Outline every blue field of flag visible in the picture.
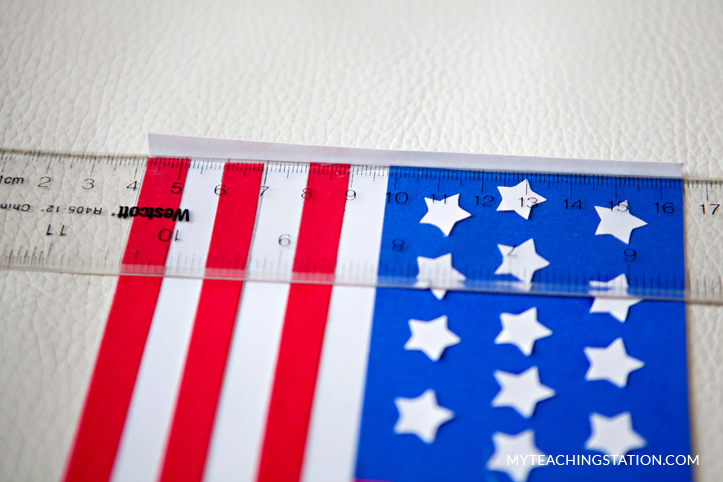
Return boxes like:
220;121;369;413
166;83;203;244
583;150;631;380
355;168;691;482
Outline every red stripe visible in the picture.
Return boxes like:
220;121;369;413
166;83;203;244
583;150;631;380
121;159;190;267
159;163;264;482
257;163;350;482
63;158;189;482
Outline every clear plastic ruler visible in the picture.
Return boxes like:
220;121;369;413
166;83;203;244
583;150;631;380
0;147;721;304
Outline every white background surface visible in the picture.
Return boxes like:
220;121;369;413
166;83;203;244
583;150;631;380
1;0;722;480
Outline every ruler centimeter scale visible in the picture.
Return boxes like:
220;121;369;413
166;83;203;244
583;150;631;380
0;148;721;303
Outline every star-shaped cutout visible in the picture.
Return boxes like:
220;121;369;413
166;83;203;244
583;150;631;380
594;201;647;244
495;307;552;356
584;338;644;387
495;239;550;285
404;315;460;361
589;274;642;322
585;412;646;458
394;389;454;443
414;253;466;300
497;180;547;219
487;429;547;482
590;273;631;293
492;367;556;418
419;193;471;236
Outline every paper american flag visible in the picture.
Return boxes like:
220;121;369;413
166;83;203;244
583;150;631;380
63;160;691;482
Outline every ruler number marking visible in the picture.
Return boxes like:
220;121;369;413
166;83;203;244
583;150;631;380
624;248;637;262
608;200;628;211
701;204;720;215
475;195;494;207
82;178;95;190
38;176;51;188
46;224;68;236
564;199;582;210
654;202;675;214
278;234;292;247
158;229;181;242
387;192;408;204
519;197;540;208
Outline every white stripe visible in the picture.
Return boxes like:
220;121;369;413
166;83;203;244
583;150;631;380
203;162;309;482
110;162;224;482
301;166;389;482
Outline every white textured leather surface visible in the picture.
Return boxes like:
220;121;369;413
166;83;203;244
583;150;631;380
1;0;722;480
0;272;116;482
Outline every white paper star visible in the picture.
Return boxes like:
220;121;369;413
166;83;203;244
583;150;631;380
585;412;646;458
394;389;454;443
594;201;647;244
497;180;547;219
487;429;547;482
589;273;630;293
414;254;466;300
495;239;550;285
584;338;644;388
589;274;642;322
419;193;471;236
590;297;641;322
495;307;552;356
492;367;556;418
404;315;461;361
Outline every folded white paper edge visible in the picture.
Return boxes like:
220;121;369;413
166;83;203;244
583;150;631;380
148;133;683;178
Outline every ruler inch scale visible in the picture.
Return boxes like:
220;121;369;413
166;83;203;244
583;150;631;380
0;148;722;304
